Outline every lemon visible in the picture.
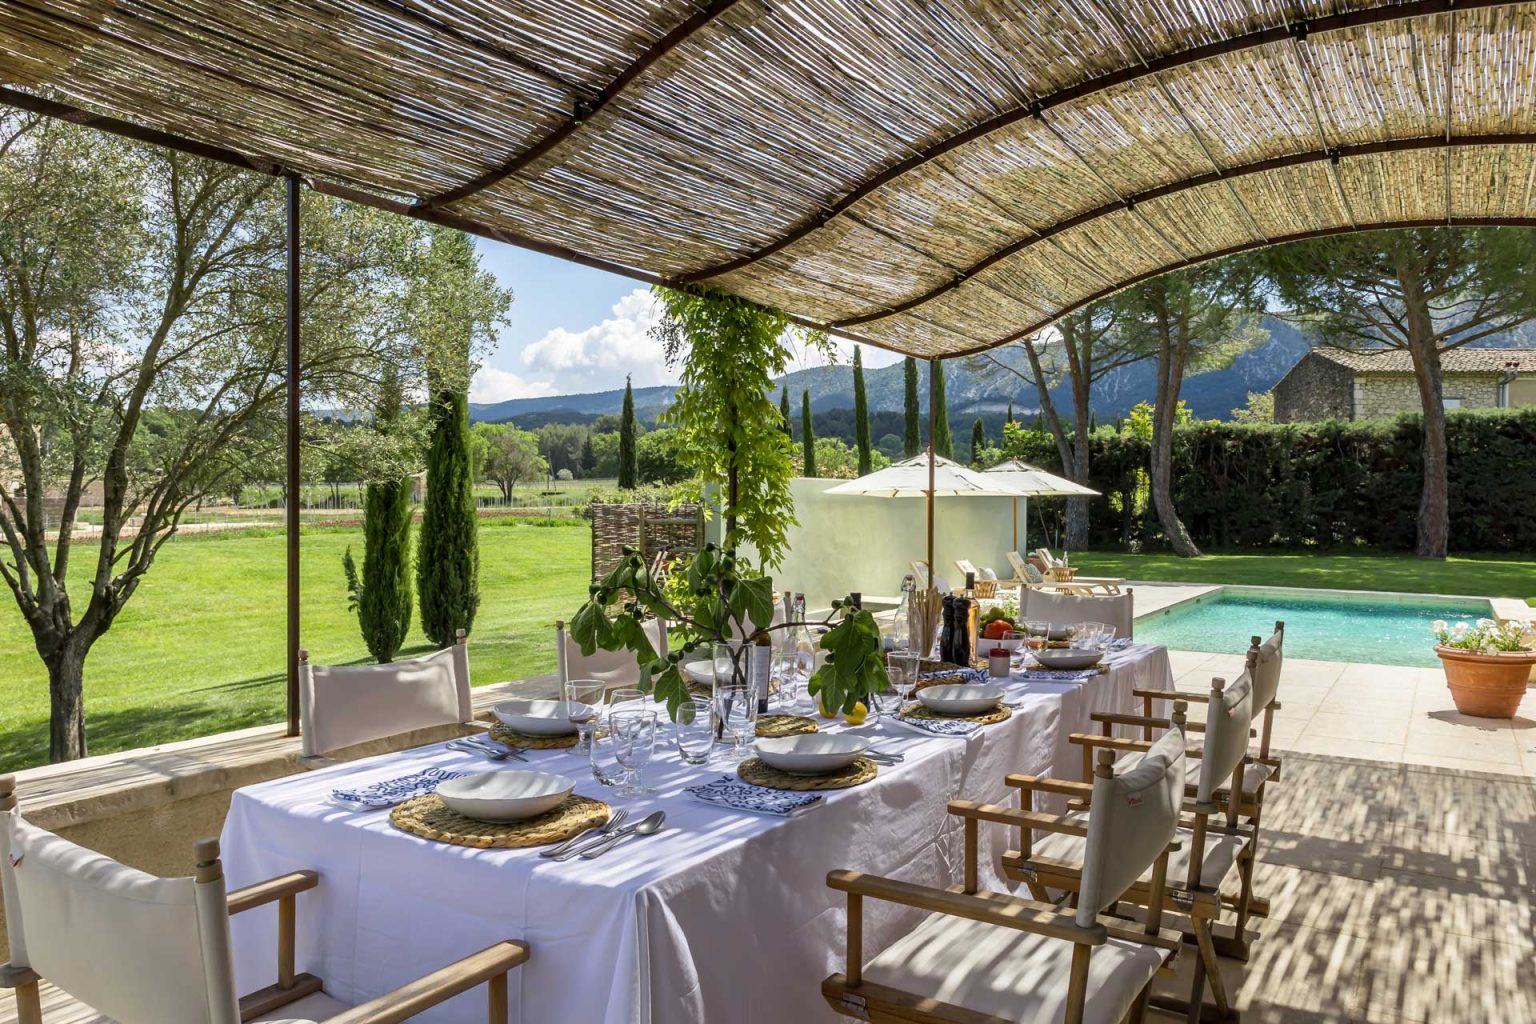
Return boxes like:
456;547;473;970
843;701;869;726
817;700;839;719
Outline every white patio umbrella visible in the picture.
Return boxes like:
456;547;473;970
982;459;1099;554
825;454;1023;580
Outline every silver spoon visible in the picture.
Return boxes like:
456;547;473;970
548;810;661;862
540;808;629;858
578;811;667;860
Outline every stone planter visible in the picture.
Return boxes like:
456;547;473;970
1435;645;1536;718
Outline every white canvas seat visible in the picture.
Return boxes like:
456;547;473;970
861;912;1167;1024
556;615;668;689
299;635;473;759
824;724;1187;1024
1018;588;1134;640
0;776;527;1024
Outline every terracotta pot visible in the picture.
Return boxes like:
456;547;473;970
1435;645;1536;718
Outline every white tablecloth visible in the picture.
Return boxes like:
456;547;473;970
222;645;1171;1024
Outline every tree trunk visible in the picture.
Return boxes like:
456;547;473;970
1064;420;1092;550
1150;339;1201;558
47;642;88;762
1407;324;1450;559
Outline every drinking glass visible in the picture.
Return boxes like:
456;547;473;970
589;720;625;787
564;678;605;755
773;653;800;711
1023;620;1049;650
674;695;715;766
887;650;921;712
609;709;658;798
712;642;757;755
608;687;644;714
1075;622;1103;650
1097;625;1118;650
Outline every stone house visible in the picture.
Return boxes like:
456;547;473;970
1272;346;1536;422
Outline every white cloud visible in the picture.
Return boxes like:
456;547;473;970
519;288;671;392
470;365;559;404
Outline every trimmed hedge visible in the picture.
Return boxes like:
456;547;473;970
1008;408;1536;553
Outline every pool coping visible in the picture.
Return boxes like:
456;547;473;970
1131;580;1504;624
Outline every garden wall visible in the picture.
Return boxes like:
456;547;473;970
1006;408;1536;553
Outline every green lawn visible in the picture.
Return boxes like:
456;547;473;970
1074;550;1536;603
0;519;592;772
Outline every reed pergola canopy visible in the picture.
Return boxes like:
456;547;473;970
3;0;1535;357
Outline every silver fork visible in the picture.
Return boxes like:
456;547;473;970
462;735;529;761
539;808;629;859
448;740;517;762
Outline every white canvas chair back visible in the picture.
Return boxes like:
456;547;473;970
557;617;668;689
1075;725;1186;927
0;812;240;1024
1195;672;1255;805
1020;588;1134;639
1250;624;1285;711
954;559;978;580
300;641;472;757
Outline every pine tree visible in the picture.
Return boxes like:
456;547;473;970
342;368;412;662
971;417;987;466
801;390;817;477
418;386;480;646
902;357;920;458
852;348;872;475
618;375;638;489
932;360;952;460
779;385;793;438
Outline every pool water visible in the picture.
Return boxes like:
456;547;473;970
1135;589;1491;668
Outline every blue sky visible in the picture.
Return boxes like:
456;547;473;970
469;238;903;404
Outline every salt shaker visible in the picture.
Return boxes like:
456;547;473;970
987;646;1011;679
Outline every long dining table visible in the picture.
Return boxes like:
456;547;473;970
222;643;1173;1024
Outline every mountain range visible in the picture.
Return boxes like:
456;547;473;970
469;317;1535;428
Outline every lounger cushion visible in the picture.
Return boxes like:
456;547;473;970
862;910;1167;1023
1031;817;1248;891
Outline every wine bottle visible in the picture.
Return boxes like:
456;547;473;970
753;630;772;714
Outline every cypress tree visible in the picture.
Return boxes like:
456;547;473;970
779;385;793;438
342;368;412;662
971;417;987;466
932;360;953;460
902;357;920;457
1006;400;1014;426
801;390;817;477
580;433;596;475
852;348;872;475
418;385;480;646
618;375;638;489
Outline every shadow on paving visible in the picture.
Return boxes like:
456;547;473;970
1149;751;1536;1023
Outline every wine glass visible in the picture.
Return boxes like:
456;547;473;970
887;650;921;713
564;678;604;755
609;709;657;798
608;687;643;714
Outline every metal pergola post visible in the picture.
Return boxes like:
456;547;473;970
285;175;302;737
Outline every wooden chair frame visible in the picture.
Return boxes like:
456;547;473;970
823;753;1184;1024
1003;695;1264;1022
0;777;527;1024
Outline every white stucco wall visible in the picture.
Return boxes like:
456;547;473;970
742;478;1023;610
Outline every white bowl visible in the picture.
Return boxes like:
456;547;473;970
682;657;733;686
1033;648;1104;671
917;683;1006;716
755;733;870;775
436;771;576;822
492;699;587;736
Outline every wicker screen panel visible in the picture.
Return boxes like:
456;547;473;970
589;501;702;582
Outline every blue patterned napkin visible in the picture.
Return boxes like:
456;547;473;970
331;767;469;808
1107;638;1135;651
685;777;824;816
1014;668;1101;682
918;667;990;683
892;714;981;737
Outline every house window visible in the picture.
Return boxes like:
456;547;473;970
1443;397;1464;409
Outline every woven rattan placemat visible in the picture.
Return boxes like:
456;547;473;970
737;756;877;791
900;703;1013;726
488;722;579;749
390;793;610;849
756;714;819;738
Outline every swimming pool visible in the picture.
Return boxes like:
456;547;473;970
1134;587;1493;667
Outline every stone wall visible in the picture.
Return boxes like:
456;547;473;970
1273;353;1355;422
1354;372;1502;419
